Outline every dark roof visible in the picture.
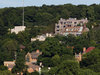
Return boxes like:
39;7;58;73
8;64;15;69
28;64;39;70
94;25;100;29
30;51;42;59
86;47;95;53
20;45;25;49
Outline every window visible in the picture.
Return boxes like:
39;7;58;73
70;32;72;34
60;22;63;24
68;25;71;27
74;25;76;27
64;22;66;24
40;36;44;39
63;26;65;28
57;26;59;28
76;34;82;36
80;21;83;24
67;21;72;23
26;54;30;62
74;22;77;24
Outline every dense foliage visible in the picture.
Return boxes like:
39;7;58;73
0;3;100;75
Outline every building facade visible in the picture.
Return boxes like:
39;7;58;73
25;49;42;64
31;33;55;42
4;60;15;71
55;18;88;35
75;53;82;63
63;24;89;36
11;26;26;34
75;47;95;63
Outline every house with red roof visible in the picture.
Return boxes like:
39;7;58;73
75;47;95;62
83;47;95;54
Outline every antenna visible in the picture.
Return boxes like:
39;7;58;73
23;0;24;26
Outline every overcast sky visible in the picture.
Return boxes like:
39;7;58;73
0;0;100;8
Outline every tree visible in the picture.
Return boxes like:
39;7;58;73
73;44;83;54
0;19;8;36
17;31;31;44
47;60;79;75
52;55;60;66
0;70;14;75
86;6;95;21
3;40;18;56
12;57;26;73
87;62;100;73
78;69;98;75
80;48;100;68
0;65;8;71
89;40;96;46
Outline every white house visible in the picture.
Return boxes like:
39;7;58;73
31;33;54;42
11;26;26;34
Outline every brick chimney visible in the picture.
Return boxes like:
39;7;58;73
36;49;39;53
83;47;86;53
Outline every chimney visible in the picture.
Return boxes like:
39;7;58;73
36;49;39;53
46;33;49;37
60;18;63;20
74;18;76;20
67;45;69;48
79;53;82;61
92;26;94;28
85;18;87;20
83;47;86;53
40;62;42;66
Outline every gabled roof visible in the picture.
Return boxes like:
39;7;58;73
20;45;25;49
27;64;39;71
8;64;15;69
86;47;95;53
28;50;42;59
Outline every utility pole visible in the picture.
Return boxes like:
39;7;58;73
23;0;24;26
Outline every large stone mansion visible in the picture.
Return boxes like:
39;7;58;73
55;18;89;36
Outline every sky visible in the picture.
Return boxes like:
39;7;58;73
0;0;100;8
